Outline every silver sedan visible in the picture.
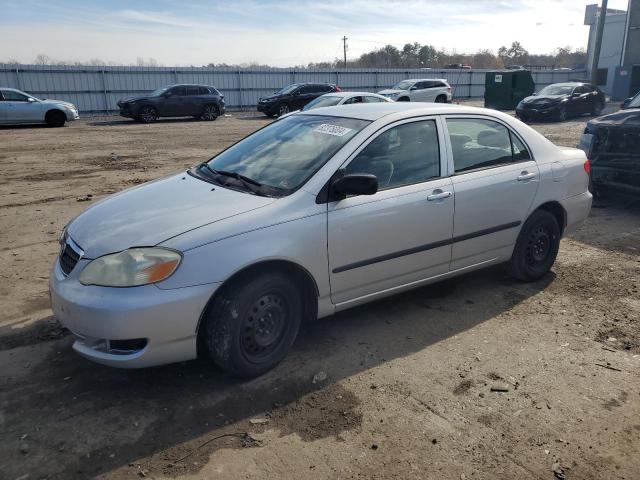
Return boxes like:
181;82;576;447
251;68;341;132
0;88;79;126
50;103;592;377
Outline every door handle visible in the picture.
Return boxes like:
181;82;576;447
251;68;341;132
517;172;536;182
427;190;452;201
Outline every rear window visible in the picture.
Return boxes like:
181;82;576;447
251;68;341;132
303;95;342;110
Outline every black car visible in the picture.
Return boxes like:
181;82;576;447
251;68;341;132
516;82;605;122
621;90;640;110
257;83;340;117
117;84;225;123
579;108;640;197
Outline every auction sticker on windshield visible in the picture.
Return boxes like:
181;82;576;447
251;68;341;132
313;124;353;137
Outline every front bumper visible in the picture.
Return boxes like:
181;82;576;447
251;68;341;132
65;109;80;121
49;257;218;368
257;102;275;115
516;104;560;120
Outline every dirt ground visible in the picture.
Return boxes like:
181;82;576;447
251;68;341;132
1;104;639;480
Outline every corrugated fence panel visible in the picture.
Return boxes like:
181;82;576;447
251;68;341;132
0;64;587;113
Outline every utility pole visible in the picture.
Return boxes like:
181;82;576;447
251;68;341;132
342;36;348;68
590;0;608;85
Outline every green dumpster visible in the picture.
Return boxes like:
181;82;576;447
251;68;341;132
484;70;535;110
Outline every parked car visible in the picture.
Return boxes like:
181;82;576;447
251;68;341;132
445;64;472;70
50;102;592;377
279;91;392;119
378;79;452;103
620;90;639;110
515;82;605;122
117;84;225;123
257;83;340;117
579;107;640;197
0;88;78;127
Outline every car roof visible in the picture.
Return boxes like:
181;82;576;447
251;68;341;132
547;82;587;87
322;91;387;98
299;102;484;121
400;78;448;82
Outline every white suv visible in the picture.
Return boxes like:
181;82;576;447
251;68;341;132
379;79;452;103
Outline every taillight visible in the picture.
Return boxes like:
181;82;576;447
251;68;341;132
583;159;590;175
335;86;342;92
447;86;451;92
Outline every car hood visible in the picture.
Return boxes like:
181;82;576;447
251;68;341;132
521;95;567;104
259;93;288;102
118;95;152;104
587;109;640;127
67;173;276;258
40;99;75;108
378;89;405;95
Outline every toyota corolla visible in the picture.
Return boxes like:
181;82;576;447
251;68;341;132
50;103;592;377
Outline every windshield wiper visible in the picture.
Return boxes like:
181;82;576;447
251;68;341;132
198;163;269;196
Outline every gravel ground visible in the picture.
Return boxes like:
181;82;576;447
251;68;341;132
1;105;638;480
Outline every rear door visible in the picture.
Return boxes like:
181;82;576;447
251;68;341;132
444;116;539;270
327;117;454;305
185;86;202;115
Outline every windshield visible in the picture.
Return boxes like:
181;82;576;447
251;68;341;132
629;93;640;108
538;85;574;96
276;84;300;95
302;95;342;110
206;114;369;193
151;86;171;96
391;80;415;90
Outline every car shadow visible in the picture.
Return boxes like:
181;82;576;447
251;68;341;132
0;123;51;130
87;117;208;127
0;266;554;479
570;194;640;257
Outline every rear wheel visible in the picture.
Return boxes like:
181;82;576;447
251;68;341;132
45;110;66;127
138;106;158;123
435;95;447;103
510;210;561;282
592;101;604;116
202;272;302;378
201;104;219;121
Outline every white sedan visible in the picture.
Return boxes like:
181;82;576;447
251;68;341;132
280;91;391;118
51;102;591;377
0;88;79;127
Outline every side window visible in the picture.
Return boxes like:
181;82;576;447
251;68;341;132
186;86;200;96
320;84;334;93
574;86;586;95
343;96;363;104
447;118;514;173
364;96;385;103
345;120;440;189
299;85;314;94
199;87;211;95
2;90;28;101
414;82;427;90
510;133;531;161
169;86;186;96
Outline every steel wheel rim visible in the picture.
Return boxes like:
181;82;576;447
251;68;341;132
526;225;551;265
279;104;289;116
240;292;289;362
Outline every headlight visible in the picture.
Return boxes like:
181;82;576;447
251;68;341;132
79;248;181;287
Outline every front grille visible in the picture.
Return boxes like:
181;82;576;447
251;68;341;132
59;240;81;275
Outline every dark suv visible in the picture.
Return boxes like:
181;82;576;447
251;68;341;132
257;83;340;117
117;84;225;123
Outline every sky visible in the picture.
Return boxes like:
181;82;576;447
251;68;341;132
0;0;631;66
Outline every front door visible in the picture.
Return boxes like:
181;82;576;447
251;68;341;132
328;118;454;305
1;90;42;122
445;116;540;270
160;86;187;116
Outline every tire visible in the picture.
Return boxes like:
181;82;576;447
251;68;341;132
277;103;290;117
556;106;567;122
509;210;561;282
45;110;66;127
397;97;410;102
139;106;158;123
203;272;302;378
435;95;447;103
201;103;219;121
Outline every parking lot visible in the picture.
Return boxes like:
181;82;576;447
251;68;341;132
1;105;639;479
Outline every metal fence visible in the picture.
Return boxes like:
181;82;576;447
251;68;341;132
0;64;587;113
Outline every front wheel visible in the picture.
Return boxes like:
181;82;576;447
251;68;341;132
277;103;290;117
510;210;561;282
138;106;158;123
202;273;302;378
45;110;66;127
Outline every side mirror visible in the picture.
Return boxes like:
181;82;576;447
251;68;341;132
331;173;378;199
27;97;36;102
410;86;418;91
